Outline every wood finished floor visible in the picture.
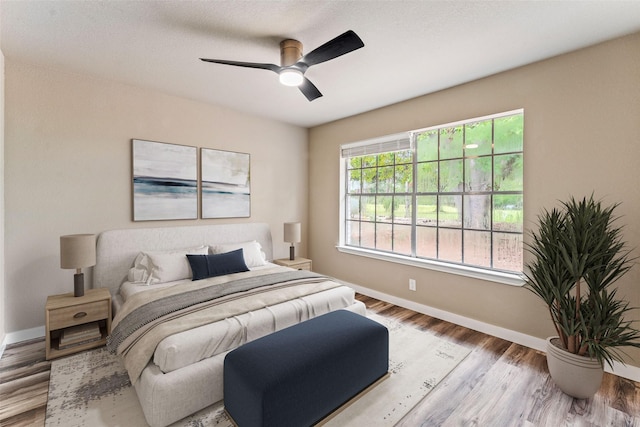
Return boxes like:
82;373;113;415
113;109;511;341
1;294;639;426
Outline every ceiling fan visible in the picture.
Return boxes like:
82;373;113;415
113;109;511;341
200;30;364;101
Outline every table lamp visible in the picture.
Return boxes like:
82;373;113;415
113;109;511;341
284;222;301;261
60;234;96;297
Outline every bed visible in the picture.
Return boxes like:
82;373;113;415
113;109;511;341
94;223;366;427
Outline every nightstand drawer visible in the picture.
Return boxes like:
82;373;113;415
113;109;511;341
49;300;108;329
274;257;312;271
291;261;311;270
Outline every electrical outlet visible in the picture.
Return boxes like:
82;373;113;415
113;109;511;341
409;279;416;291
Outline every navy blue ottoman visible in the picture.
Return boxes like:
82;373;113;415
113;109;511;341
224;310;388;427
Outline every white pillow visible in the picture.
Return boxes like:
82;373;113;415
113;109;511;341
128;246;209;284
210;241;267;268
128;252;154;284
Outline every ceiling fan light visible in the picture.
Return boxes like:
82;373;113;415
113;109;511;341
279;69;303;86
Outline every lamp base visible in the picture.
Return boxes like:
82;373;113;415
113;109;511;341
289;245;295;261
74;273;85;297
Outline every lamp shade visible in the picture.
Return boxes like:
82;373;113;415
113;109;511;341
60;234;96;269
284;222;301;244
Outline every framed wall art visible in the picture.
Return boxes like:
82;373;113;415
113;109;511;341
201;148;251;218
132;139;198;221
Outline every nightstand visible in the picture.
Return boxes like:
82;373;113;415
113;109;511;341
274;257;313;271
45;287;112;360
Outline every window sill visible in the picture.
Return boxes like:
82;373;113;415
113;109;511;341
335;245;526;287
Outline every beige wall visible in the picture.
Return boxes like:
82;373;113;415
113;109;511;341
0;45;5;345
4;60;308;333
309;33;640;366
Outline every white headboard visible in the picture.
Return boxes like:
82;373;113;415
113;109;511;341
93;223;273;297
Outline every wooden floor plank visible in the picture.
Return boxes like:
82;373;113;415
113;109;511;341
603;372;640;417
0;406;46;427
0;340;46;371
0;381;48;421
0;362;50;387
0;371;50;396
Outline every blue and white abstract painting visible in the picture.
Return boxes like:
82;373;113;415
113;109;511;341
201;148;250;218
132;139;198;221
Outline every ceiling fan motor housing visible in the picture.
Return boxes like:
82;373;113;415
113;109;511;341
280;39;303;66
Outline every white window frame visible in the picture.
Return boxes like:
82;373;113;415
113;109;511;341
337;110;526;287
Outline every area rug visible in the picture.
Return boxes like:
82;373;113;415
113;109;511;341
45;313;470;427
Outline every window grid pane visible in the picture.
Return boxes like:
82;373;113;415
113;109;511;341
394;224;412;255
344;111;523;274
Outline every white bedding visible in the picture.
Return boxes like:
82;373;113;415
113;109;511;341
152;285;357;373
115;262;358;374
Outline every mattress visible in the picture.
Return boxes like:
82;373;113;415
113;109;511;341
115;263;359;374
152;285;357;373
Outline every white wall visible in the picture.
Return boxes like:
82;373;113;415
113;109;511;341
4;60;308;334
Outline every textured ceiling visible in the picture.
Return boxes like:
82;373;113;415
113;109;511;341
2;1;640;127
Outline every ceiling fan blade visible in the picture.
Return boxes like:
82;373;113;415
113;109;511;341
298;30;364;67
200;58;281;73
299;77;322;101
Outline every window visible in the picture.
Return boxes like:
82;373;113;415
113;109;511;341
341;110;524;281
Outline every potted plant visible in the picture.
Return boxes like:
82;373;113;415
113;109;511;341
525;195;640;398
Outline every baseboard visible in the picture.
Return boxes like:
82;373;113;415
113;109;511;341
0;325;45;359
349;283;640;383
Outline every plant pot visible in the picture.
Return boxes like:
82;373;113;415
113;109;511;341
545;337;604;399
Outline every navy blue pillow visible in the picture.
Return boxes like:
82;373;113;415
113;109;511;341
187;249;249;281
